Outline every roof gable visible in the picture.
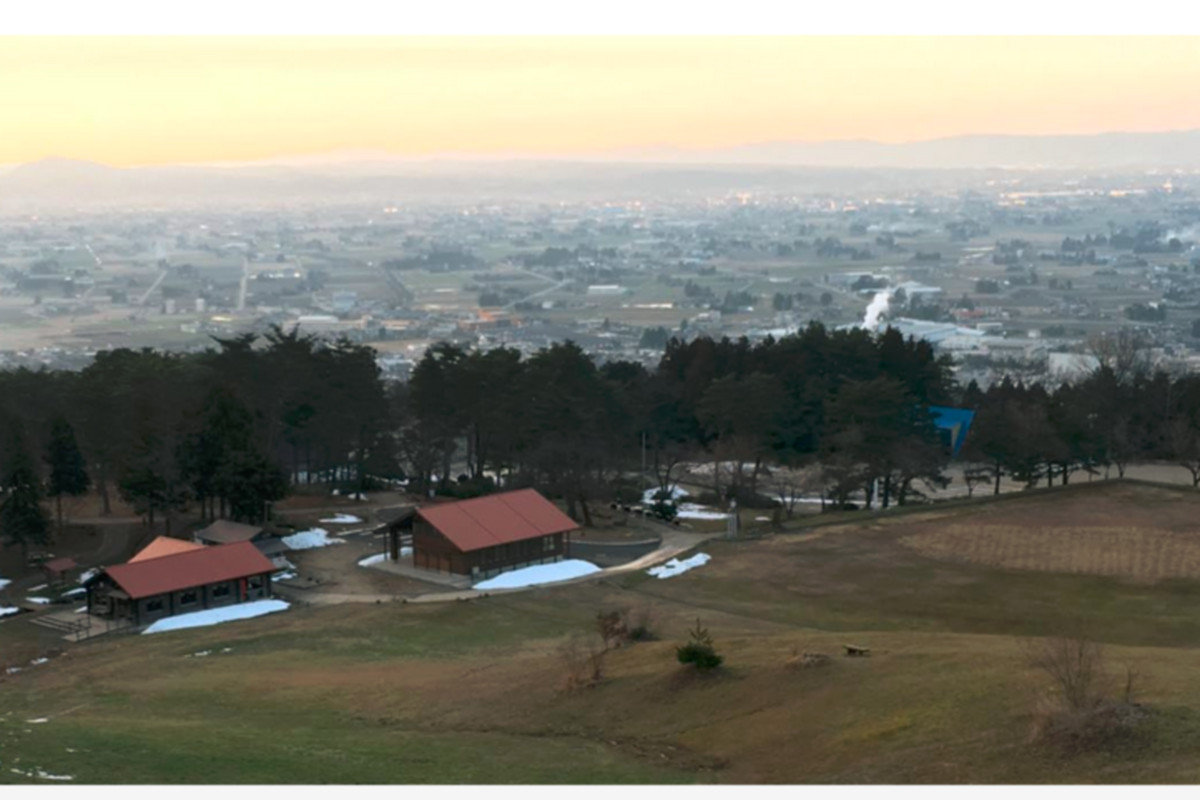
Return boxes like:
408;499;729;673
101;541;274;599
416;489;579;553
129;536;205;563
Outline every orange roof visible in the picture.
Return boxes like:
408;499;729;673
101;541;274;599
416;488;579;553
129;536;205;563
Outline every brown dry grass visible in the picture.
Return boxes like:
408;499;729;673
901;525;1200;581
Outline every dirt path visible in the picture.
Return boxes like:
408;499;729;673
280;528;721;607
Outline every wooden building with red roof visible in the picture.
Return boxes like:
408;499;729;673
83;540;275;627
413;488;579;579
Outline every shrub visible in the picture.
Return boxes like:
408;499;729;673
596;610;629;650
623;605;657;641
560;634;606;692
676;618;723;671
1025;635;1149;753
649;499;678;522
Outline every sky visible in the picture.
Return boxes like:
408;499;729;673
4;36;1200;167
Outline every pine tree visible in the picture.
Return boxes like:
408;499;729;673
1;426;51;561
45;417;90;536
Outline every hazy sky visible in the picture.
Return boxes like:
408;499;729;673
5;36;1200;166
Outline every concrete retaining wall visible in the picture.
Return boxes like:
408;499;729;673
567;537;662;568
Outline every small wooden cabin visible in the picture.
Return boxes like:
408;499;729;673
412;488;579;579
84;541;275;627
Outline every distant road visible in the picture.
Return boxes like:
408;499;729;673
506;268;568;309
137;268;168;307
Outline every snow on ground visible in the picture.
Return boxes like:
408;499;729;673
77;568;98;584
36;771;74;781
755;516;772;522
26;718;48;724
29;658;48;666
647;552;712;580
73;606;87;614
1;607;19;618
281;527;345;550
641;485;689;504
473;560;600;591
0;576;10;590
319;514;363;524
675;503;729;520
271;571;297;582
25;597;50;605
142;599;290;635
60;587;85;598
358;547;411;568
29;583;47;591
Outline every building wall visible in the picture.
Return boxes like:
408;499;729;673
90;572;272;624
412;520;568;578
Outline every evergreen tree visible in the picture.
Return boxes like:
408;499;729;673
1;426;51;559
45;417;90;536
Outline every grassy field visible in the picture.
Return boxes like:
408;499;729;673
7;481;1200;784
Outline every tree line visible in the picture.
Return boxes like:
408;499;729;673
6;318;1197;558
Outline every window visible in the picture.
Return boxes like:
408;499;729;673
247;576;264;590
146;598;164;613
543;535;556;552
212;584;231;598
179;590;198;606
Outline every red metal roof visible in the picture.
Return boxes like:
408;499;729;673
416;488;579;553
100;541;274;599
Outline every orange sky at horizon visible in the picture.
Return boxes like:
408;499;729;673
3;36;1200;166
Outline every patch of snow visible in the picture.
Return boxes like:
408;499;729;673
142;599;290;635
60;587;85;597
25;597;51;605
675;504;728;520
73;606;87;614
36;770;73;781
319;514;363;524
29;583;48;591
357;553;387;568
6;666;22;674
26;718;48;724
192;651;211;657
271;571;297;582
647;552;712;580
0;577;10;590
220;647;233;653
348;492;368;501
641;485;689;504
29;658;48;666
755;516;771;522
0;607;19;618
77;569;99;584
473;560;601;591
281;527;345;550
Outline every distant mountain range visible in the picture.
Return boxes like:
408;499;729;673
1;130;1198;210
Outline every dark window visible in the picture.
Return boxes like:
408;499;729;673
212;584;231;598
543;535;556;551
247;576;264;590
179;590;198;606
146;598;165;612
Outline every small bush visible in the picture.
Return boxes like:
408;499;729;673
1025;634;1149;753
676;618;723;671
596;610;629;650
649;499;678;522
623;605;657;641
560;634;606;692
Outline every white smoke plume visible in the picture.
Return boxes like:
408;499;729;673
861;290;891;330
